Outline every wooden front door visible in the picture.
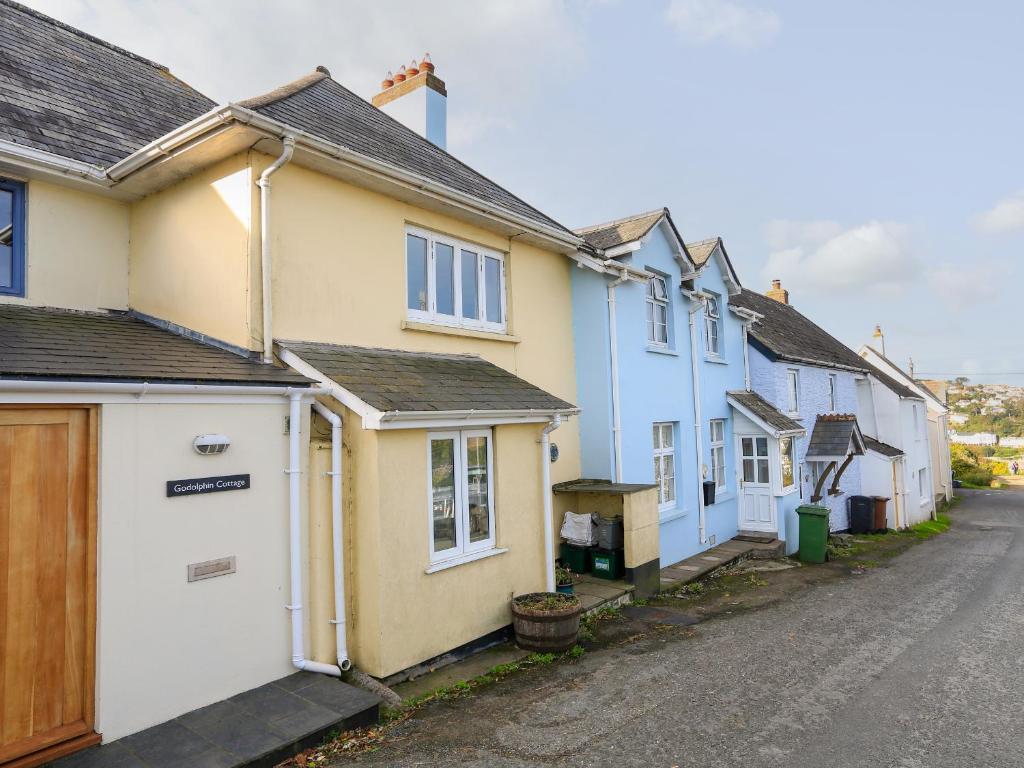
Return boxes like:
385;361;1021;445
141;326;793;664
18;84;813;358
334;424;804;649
0;407;99;767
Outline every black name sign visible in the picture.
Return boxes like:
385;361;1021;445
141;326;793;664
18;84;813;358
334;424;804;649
167;474;251;497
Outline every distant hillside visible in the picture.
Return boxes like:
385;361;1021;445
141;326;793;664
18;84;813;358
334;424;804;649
948;382;1024;438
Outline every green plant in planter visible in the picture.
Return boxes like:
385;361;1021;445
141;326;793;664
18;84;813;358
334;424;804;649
555;566;575;594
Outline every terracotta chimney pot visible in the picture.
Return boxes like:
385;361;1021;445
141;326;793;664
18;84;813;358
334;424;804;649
419;52;435;73
380;70;394;89
394;65;407;83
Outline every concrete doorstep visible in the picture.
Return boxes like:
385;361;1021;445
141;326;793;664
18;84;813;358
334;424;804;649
51;673;381;768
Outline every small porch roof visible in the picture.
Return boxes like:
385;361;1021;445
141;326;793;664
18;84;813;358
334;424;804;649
864;435;903;459
277;340;578;430
805;414;866;462
726;390;805;438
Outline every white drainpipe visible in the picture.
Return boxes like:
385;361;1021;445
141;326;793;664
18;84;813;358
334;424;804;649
686;293;708;545
607;269;629;482
288;392;342;677
258;135;297;363
742;323;751;391
540;415;562;592
312;401;352;672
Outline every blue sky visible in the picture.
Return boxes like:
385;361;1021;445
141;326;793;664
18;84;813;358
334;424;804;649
28;0;1023;384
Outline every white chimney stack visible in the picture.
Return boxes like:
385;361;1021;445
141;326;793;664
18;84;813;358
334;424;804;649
372;53;447;150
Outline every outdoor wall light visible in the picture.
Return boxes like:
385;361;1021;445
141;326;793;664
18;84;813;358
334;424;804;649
193;434;231;455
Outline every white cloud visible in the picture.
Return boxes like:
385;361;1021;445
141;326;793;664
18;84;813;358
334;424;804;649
973;192;1024;234
761;219;920;296
665;0;781;49
20;0;588;152
927;260;1002;311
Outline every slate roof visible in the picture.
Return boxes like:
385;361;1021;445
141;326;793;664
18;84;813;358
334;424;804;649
805;414;865;460
727;390;804;434
731;289;870;372
0;304;309;385
574;209;665;251
685;238;718;267
0;0;215;167
278;341;575;414
864;435;903;458
240;69;572;237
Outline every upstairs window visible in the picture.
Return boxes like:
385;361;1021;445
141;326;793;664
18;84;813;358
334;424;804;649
406;227;506;333
786;369;800;415
646;274;669;346
0;179;26;297
704;293;721;357
828;374;838;412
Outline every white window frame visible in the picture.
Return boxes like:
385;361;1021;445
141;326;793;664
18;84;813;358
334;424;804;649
918;468;928;504
653;422;676;511
786;368;800;416
704;293;722;357
709;419;727;491
646;273;669;347
779;436;797;492
828;374;838;412
406;226;507;334
427;429;496;566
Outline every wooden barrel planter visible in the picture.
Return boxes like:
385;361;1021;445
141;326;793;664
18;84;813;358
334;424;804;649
510;592;582;652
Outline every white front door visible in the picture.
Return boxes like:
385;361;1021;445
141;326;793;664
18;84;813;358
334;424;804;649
738;435;775;532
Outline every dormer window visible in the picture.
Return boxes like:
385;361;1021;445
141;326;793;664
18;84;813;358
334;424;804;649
704;293;721;356
406;227;506;333
646;274;669;346
0;179;25;297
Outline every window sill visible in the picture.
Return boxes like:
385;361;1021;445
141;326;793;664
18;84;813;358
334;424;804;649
778;485;799;497
402;320;520;344
425;547;508;574
659;507;689;524
704;355;728;365
646;345;679;356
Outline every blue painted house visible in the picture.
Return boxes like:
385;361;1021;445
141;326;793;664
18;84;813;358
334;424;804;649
732;281;871;551
571;209;783;566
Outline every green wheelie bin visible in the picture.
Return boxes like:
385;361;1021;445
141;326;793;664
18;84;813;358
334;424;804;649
796;504;830;563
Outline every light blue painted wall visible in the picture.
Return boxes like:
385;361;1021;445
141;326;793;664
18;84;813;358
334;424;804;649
570;226;749;566
748;346;864;551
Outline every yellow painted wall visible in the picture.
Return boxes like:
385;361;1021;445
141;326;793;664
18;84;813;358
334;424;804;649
129;154;254;348
265;157;581;485
0;179;129;310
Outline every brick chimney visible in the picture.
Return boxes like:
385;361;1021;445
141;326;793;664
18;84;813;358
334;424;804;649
766;279;789;305
372;53;447;149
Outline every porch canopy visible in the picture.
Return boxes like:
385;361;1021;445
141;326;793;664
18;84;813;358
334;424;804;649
276;340;578;429
804;414;866;502
726;390;804;439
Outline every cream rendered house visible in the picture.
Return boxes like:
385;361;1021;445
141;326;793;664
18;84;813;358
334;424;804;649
0;3;589;764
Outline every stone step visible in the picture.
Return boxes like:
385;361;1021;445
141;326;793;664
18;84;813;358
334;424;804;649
735;530;778;544
748;539;785;559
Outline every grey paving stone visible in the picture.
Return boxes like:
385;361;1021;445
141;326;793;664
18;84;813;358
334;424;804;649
118;720;218;765
50;742;145;768
176;701;289;759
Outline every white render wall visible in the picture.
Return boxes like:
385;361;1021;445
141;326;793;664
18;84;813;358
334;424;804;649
96;399;297;740
749;348;863;533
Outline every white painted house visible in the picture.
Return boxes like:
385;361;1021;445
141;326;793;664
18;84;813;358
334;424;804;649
860;346;953;504
856;348;935;527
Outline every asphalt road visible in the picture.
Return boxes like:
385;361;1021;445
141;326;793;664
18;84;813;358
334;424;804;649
347;489;1024;768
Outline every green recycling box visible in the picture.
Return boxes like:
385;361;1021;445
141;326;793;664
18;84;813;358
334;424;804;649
590;547;624;580
796;504;830;564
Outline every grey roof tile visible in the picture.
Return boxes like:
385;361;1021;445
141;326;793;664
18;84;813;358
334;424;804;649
242;70;572;238
0;304;309;385
684;238;718;267
727;389;804;434
731;289;871;373
864;435;903;458
278;340;574;414
575;209;665;251
0;0;215;167
805;414;865;460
